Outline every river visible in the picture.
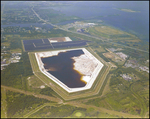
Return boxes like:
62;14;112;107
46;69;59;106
50;1;149;42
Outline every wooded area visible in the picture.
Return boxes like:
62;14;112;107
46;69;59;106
6;91;49;117
1;52;33;90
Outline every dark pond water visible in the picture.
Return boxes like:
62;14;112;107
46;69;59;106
41;49;86;88
23;39;88;52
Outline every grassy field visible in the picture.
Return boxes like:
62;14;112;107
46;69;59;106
10;48;22;53
103;52;125;65
103;52;115;59
27;75;45;90
21;40;25;52
85;25;141;43
130;82;148;117
1;41;10;47
23;102;57;118
28;104;86;118
89;43;106;53
28;52;40;73
1;87;7;118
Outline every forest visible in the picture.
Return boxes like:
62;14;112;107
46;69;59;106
1;52;33;90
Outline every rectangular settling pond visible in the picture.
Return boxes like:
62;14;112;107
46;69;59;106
23;38;90;52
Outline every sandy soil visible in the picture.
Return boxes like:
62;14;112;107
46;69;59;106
103;52;115;59
48;37;72;43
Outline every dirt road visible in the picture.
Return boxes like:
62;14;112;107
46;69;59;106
67;101;142;118
1;85;142;118
1;85;62;103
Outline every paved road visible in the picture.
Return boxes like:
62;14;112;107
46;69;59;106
31;6;149;54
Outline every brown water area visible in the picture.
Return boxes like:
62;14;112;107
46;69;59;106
41;50;86;88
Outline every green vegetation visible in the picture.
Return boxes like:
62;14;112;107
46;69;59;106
1;87;7;118
116;8;140;13
85;25;141;43
97;52;110;62
33;6;82;24
28;104;86;118
1;52;33;90
2;2;39;25
22;103;57;118
6;90;49;118
74;111;83;117
1;1;149;118
29;103;119;118
1;62;24;89
28;48;111;101
40;87;57;97
98;112;121;118
27;75;44;88
85;66;149;117
27;103;123;118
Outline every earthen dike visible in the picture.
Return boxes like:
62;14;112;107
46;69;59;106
35;48;104;93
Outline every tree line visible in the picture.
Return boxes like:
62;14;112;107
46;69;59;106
1;51;33;90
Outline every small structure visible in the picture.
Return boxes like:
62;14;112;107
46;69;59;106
35;27;40;30
10;52;22;63
40;85;45;89
87;23;95;26
139;66;149;73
